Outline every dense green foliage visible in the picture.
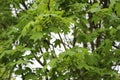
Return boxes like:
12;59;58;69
0;0;120;80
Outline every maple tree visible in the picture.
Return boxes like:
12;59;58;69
0;0;120;80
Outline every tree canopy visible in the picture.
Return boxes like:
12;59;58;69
0;0;120;80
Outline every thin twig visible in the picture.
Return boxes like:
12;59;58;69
64;34;72;49
31;51;49;72
58;32;67;50
8;64;16;80
32;51;44;66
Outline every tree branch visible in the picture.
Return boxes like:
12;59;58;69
31;51;44;66
8;64;16;80
58;32;67;50
72;25;77;47
64;34;72;49
19;65;25;80
21;0;28;10
31;50;49;72
48;0;50;11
